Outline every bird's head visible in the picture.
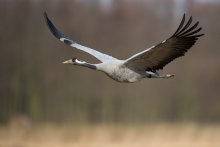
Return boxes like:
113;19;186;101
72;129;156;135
63;57;86;65
63;57;97;70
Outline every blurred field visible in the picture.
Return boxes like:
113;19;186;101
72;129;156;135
1;123;220;147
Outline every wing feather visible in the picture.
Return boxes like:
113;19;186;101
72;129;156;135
125;14;204;71
44;12;117;62
175;16;192;36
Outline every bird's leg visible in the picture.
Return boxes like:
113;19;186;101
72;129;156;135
146;71;174;79
160;74;174;79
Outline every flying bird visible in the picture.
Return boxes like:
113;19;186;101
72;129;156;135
44;12;204;83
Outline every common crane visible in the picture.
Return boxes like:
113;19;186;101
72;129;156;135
44;12;204;83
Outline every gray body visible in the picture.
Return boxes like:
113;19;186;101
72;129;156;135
96;60;145;83
44;13;204;83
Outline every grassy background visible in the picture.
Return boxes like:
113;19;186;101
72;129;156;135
1;123;220;147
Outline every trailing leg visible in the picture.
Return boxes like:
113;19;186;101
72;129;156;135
146;71;174;79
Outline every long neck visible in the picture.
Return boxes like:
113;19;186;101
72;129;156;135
82;63;97;70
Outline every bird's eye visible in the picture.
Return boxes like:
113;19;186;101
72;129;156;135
72;57;77;62
76;58;83;62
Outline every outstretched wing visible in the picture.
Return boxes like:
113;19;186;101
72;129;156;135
125;14;204;71
44;12;117;63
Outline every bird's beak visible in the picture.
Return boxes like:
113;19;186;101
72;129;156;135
62;59;73;64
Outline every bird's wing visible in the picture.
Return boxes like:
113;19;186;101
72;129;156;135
125;14;204;71
44;12;117;63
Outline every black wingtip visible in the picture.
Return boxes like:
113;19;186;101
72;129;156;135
44;12;65;40
173;14;204;38
44;12;53;31
44;12;52;29
44;12;47;19
173;13;186;36
44;12;77;45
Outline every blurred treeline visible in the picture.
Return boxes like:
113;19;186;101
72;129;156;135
0;0;220;124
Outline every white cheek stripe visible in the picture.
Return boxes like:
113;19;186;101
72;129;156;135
76;59;86;64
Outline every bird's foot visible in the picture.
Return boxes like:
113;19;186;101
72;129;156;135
164;74;174;79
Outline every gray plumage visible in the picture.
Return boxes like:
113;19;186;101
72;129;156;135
44;12;204;83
